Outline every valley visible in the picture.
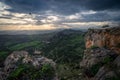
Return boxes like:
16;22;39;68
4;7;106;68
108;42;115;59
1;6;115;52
0;29;85;80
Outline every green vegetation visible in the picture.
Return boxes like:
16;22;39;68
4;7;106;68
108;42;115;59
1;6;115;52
105;76;120;80
7;63;55;80
0;30;85;80
8;41;44;51
0;51;9;67
43;34;85;63
89;63;103;76
57;63;82;80
87;56;116;77
0;51;9;60
90;45;99;49
42;30;85;79
103;56;114;64
88;56;115;77
7;65;25;80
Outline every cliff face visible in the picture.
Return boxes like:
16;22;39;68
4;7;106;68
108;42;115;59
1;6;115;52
80;27;120;80
85;27;120;54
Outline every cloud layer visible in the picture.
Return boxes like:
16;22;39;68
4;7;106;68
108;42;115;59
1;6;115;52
0;0;120;30
3;0;120;13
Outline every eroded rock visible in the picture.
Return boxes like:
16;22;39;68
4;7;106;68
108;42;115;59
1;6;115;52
85;27;120;54
80;48;117;69
80;27;120;80
0;51;58;80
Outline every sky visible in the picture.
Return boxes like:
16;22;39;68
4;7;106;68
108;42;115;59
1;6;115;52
0;0;120;30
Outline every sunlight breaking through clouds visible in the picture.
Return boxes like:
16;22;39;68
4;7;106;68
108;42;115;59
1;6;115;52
0;0;120;30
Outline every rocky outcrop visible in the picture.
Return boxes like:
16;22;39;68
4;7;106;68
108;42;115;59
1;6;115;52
80;48;119;80
85;27;120;54
80;27;120;80
93;55;120;80
80;48;118;69
0;51;58;80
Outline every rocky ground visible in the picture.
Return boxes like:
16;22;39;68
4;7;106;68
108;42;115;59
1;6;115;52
0;51;58;80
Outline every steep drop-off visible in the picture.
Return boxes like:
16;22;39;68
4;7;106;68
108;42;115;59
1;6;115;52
81;27;120;80
86;27;120;54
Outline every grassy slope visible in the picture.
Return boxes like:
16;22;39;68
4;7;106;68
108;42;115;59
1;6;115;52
8;41;44;51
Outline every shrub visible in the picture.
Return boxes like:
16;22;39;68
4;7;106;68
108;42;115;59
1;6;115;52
0;51;9;67
41;64;55;78
90;45;99;49
105;76;120;80
103;56;114;64
88;63;103;76
7;64;55;80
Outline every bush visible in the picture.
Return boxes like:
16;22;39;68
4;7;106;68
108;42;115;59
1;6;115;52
88;63;103;77
7;64;55;80
0;51;9;67
90;45;99;49
103;56;114;64
105;76;120;80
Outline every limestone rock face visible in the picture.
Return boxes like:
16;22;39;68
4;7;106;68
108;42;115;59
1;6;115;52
94;55;120;80
85;27;120;54
80;27;120;80
80;48;119;80
80;48;118;69
0;51;58;80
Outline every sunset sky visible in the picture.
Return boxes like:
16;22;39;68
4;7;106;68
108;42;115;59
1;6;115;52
0;0;120;30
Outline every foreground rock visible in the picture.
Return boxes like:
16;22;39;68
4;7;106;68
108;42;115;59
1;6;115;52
0;51;58;80
80;48;118;69
80;48;120;80
93;55;120;80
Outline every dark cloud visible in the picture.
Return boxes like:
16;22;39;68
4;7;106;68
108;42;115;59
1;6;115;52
2;0;120;14
82;0;120;11
47;0;120;11
0;0;120;27
3;0;50;13
2;0;82;15
81;12;113;22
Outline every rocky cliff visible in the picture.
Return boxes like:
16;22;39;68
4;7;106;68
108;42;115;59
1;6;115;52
85;27;120;54
80;27;120;80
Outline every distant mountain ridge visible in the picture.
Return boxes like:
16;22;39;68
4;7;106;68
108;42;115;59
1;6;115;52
0;29;87;35
0;29;61;35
